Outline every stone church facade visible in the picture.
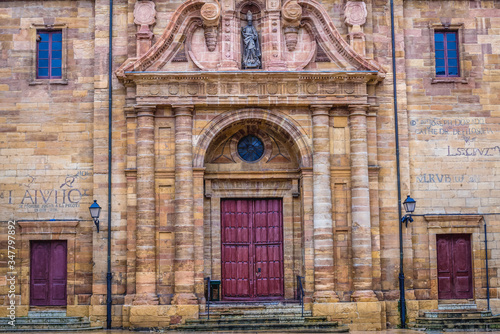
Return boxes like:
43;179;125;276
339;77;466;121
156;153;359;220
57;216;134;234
0;0;499;331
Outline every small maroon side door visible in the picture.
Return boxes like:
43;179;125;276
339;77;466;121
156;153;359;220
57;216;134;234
221;199;284;300
30;240;67;306
437;234;472;299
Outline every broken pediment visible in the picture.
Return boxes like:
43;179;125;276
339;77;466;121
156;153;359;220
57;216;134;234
116;0;384;78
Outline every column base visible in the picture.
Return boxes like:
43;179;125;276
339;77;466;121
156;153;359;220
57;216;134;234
172;292;198;305
313;290;339;303
351;290;378;302
132;293;159;305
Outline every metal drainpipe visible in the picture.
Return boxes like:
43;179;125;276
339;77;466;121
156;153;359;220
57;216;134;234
484;219;490;312
107;0;113;329
388;0;406;328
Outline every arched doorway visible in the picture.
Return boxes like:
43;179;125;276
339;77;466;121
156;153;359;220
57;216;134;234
197;109;311;300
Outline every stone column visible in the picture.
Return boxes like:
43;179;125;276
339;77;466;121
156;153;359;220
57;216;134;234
134;106;158;304
349;104;377;301
172;105;197;305
311;105;338;303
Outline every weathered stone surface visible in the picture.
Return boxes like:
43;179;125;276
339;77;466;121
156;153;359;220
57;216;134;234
1;0;499;331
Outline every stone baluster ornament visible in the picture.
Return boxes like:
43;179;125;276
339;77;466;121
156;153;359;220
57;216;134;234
134;0;157;57
281;0;302;51
201;2;221;52
344;1;367;56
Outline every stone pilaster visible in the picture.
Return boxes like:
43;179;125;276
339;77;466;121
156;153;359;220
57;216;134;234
311;105;339;303
172;105;197;305
349;104;377;302
125;107;137;299
300;168;315;303
134;106;158;305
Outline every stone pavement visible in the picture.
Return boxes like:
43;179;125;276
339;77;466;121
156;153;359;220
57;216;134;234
3;330;500;334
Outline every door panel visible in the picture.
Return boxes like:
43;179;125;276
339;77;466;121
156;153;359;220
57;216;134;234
437;234;472;299
221;199;283;300
31;242;50;305
50;241;67;305
30;241;67;306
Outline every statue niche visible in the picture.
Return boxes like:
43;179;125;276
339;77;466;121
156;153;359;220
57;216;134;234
241;11;261;69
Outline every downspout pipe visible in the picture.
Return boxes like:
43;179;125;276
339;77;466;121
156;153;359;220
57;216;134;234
107;0;113;329
388;0;406;328
485;218;490;312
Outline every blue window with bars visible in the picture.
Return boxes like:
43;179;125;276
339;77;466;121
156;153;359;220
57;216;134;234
37;30;62;79
435;31;459;77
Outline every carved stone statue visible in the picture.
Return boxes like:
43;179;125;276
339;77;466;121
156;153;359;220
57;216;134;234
241;11;261;69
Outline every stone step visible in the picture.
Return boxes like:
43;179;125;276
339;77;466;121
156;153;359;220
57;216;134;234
438;303;477;310
412;322;500;331
421;310;493;318
0;327;102;332
27;311;67;318
188;315;327;325
200;310;313;318
415;317;500;325
176;320;347;332
0;321;91;328
0;317;86;325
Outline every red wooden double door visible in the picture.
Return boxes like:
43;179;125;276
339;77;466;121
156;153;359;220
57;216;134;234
30;240;67;306
437;234;473;299
221;199;284;300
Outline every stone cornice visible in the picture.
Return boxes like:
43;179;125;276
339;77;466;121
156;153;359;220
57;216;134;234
125;71;379;107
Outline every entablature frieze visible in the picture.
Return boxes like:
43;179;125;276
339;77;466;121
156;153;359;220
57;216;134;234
125;71;379;107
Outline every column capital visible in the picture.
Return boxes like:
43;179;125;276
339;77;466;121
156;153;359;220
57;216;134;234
348;104;369;116
134;105;156;117
172;104;194;117
310;104;333;116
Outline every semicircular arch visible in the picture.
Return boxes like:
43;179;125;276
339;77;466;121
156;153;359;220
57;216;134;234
194;108;312;168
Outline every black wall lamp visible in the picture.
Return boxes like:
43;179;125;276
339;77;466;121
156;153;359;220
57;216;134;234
89;200;102;233
401;195;416;227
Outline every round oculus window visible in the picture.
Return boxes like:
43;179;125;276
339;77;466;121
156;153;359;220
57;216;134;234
237;135;264;162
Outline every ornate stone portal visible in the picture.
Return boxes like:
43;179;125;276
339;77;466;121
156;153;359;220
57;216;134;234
117;0;385;329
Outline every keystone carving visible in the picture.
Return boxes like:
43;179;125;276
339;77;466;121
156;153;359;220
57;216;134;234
282;0;302;51
134;0;156;56
200;3;221;52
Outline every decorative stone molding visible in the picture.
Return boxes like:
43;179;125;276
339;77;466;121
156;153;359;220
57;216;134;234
344;1;367;56
134;0;157;56
200;2;221;52
344;1;367;27
282;0;302;51
115;0;384;77
131;72;375;107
